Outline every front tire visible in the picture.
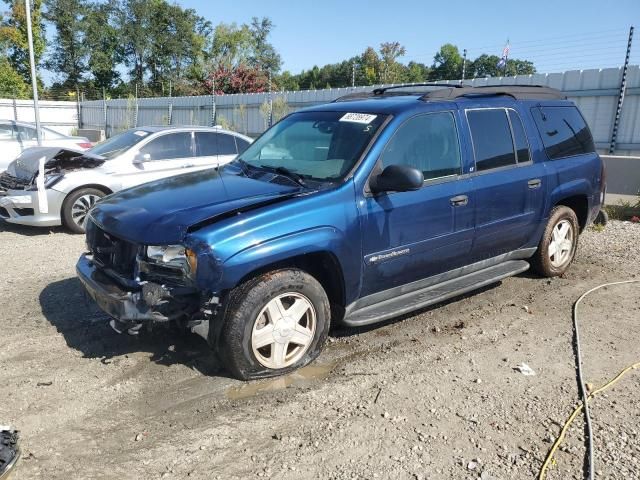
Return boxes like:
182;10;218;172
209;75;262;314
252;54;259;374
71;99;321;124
61;187;105;234
531;205;579;277
217;269;331;380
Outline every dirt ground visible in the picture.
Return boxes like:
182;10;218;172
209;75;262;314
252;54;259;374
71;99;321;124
0;220;638;480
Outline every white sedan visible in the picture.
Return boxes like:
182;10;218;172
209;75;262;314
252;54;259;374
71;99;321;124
0;120;92;172
0;125;252;233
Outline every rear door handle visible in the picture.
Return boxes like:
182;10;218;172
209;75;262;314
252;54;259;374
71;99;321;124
182;163;194;168
450;195;468;207
528;179;542;189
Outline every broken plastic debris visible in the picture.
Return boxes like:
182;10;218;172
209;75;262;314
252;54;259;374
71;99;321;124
514;363;536;376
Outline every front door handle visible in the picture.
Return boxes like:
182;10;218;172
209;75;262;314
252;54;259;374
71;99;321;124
450;194;468;207
528;179;542;189
182;163;194;168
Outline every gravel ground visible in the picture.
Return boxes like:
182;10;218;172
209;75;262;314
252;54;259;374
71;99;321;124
0;220;638;480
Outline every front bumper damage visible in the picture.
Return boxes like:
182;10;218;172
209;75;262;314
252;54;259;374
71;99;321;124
76;253;204;335
0;188;65;227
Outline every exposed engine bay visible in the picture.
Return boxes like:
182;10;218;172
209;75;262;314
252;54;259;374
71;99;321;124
0;148;104;193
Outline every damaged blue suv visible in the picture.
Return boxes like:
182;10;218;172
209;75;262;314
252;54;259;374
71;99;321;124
77;84;605;380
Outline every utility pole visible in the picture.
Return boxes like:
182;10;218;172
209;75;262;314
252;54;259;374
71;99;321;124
134;83;139;128
102;87;108;136
167;80;172;126
609;25;634;154
461;49;467;84
25;0;42;146
210;73;216;127
268;70;273;128
352;62;356;88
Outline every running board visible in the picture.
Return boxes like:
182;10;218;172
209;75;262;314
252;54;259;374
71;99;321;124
343;260;530;327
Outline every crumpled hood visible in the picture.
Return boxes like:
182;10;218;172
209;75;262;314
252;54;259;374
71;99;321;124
89;166;303;245
7;147;103;179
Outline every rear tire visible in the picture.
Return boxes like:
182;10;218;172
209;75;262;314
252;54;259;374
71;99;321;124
61;187;105;234
531;205;579;277
217;269;331;380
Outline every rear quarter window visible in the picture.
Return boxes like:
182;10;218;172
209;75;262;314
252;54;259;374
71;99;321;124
531;106;595;159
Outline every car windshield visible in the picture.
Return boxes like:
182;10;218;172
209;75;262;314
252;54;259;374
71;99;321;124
88;130;151;159
236;111;387;183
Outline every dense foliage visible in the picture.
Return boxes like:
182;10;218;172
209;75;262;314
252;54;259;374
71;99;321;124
0;0;536;99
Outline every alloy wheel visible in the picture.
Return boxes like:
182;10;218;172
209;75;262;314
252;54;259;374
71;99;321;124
251;292;317;369
71;194;100;229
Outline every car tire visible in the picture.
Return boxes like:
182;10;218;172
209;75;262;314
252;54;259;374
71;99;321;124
531;205;580;277
61;187;105;234
217;269;331;380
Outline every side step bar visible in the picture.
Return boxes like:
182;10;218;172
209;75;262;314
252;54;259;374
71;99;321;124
343;260;530;327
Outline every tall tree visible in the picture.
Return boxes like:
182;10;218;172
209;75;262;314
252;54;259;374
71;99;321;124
0;0;46;85
429;43;463;81
43;0;88;88
248;16;281;73
84;0;123;89
379;41;406;83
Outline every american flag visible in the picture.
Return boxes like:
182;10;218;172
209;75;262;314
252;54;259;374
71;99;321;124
497;41;510;69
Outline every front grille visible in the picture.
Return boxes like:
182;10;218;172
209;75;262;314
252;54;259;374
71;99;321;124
0;171;30;191
86;218;139;278
0;207;8;218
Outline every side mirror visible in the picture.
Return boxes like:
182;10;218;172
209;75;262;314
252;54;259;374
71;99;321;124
133;152;151;164
370;164;424;194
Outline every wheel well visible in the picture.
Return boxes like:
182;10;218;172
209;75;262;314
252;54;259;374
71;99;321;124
556;195;588;231
234;252;347;321
70;184;113;196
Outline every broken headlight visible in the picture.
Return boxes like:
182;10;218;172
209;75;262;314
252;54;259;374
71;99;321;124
26;173;65;191
145;245;197;273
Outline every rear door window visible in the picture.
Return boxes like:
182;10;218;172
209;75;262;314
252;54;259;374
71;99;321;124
195;132;238;157
508;110;531;163
139;132;193;161
381;111;461;181
531;106;595;159
467;109;516;171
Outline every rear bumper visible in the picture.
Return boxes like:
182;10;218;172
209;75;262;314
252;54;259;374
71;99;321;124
0;189;64;226
76;253;198;324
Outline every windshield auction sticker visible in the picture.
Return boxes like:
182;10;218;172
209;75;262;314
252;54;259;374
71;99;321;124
339;113;377;124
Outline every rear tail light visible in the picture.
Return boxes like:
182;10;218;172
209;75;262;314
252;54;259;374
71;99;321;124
76;142;93;149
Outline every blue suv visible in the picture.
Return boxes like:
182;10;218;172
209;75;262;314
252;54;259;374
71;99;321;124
76;85;605;380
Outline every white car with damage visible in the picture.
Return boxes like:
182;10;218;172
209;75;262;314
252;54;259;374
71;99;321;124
0;126;252;233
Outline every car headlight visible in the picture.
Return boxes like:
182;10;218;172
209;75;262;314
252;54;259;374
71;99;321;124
146;245;197;273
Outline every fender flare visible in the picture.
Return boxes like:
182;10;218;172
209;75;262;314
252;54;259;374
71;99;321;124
218;226;352;292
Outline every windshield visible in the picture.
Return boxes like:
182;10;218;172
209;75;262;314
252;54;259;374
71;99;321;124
88;130;151;159
237;111;387;182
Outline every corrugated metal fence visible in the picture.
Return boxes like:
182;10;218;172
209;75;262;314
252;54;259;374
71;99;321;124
75;65;639;155
0;98;79;136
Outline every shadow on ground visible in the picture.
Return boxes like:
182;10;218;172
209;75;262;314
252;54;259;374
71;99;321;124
0;218;67;236
39;276;226;377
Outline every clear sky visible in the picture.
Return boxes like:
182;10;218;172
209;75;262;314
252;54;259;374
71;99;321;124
178;0;639;74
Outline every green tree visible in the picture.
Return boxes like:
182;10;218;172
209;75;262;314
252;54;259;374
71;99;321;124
469;54;536;78
248;16;281;73
0;0;46;86
429;43;463;81
0;56;29;97
379;41;406;83
84;0;123;89
405;61;430;83
43;0;88;88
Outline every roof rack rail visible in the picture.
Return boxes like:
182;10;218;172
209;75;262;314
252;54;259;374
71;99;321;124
332;83;467;103
372;83;465;95
421;85;565;101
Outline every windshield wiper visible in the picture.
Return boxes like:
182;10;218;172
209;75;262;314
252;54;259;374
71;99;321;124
260;165;307;187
